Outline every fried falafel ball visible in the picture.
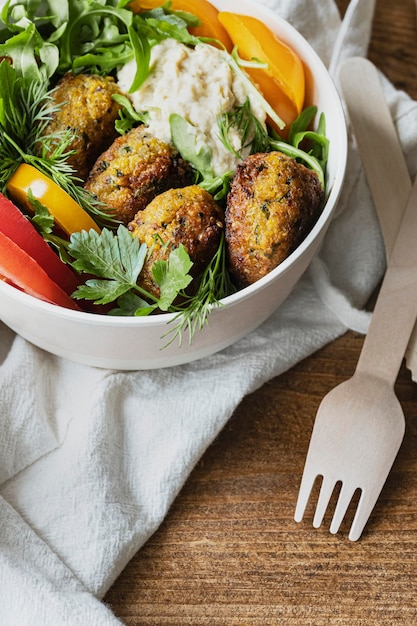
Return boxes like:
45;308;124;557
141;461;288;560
225;151;324;288
85;126;195;224
128;185;224;299
40;73;124;181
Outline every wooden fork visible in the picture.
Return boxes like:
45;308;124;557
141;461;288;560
294;170;417;541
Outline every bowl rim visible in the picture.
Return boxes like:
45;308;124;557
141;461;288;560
0;0;348;329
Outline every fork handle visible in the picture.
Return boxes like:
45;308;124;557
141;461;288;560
356;176;417;382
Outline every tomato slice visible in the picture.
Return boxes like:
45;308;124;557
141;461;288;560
6;164;101;236
128;0;233;50
218;12;305;129
0;231;81;310
0;193;79;295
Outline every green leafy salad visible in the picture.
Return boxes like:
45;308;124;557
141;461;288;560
0;0;329;346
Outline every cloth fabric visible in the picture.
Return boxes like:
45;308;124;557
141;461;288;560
1;0;417;623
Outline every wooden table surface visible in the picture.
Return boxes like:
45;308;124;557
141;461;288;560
104;1;417;623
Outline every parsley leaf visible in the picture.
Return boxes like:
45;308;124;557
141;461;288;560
109;291;154;317
69;226;147;297
69;226;149;304
68;226;195;314
152;245;193;311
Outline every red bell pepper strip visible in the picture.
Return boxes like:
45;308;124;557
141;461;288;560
0;193;80;295
0;230;81;310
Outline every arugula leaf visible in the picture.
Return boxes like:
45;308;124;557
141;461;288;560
126;23;151;92
58;4;134;74
112;93;149;134
0;23;58;83
288;105;317;144
169;113;232;200
1;0;69;31
217;96;328;189
270;106;329;188
143;14;200;46
170;113;213;177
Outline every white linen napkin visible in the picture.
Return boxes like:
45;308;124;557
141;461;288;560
1;0;417;623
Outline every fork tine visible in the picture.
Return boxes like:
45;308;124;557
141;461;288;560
329;484;359;535
313;478;338;529
348;488;384;541
294;471;319;523
349;503;370;541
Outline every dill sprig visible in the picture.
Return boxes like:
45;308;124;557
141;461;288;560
218;97;271;159
0;59;119;229
164;233;236;347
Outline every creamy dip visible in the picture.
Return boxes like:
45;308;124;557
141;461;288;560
117;39;267;177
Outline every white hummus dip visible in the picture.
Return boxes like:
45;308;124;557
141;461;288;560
117;39;267;177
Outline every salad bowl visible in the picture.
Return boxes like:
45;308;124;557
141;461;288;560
0;0;347;370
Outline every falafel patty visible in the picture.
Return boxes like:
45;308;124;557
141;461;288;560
40;72;123;181
85;126;194;224
225;151;324;288
128;185;224;299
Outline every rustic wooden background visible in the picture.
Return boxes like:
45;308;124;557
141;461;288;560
104;0;417;623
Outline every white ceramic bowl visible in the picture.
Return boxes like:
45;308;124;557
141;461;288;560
0;0;347;369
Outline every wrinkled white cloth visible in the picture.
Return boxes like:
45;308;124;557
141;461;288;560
1;0;417;623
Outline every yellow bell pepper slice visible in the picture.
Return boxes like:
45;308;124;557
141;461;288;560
218;12;305;129
128;0;233;51
6;164;101;236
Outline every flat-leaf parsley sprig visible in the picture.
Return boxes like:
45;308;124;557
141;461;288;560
68;225;194;314
67;226;235;347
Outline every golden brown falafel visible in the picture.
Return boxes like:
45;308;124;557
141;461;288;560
128;185;224;299
85;126;194;224
225;151;324;287
40;72;123;181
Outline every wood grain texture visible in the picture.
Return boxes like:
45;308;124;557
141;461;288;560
104;1;417;623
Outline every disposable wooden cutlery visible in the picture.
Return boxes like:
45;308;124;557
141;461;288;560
294;58;417;541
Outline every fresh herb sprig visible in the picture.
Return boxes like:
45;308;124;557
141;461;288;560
68;225;194;315
26;190;73;263
164;232;236;347
0;0;202;92
112;93;150;135
67;225;235;347
218;100;329;189
225;47;286;132
217;97;271;158
169;113;233;201
270;107;329;188
0;58;118;228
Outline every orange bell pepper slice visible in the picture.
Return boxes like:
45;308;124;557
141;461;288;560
218;12;305;129
128;0;233;51
0;230;81;310
0;193;80;295
6;164;100;237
